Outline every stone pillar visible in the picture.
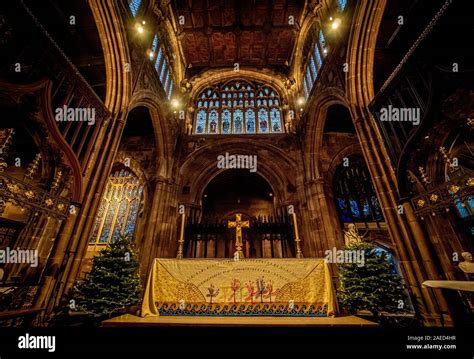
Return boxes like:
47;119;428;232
301;178;341;257
140;176;180;278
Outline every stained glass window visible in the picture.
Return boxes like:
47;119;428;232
160;59;167;83
455;198;469;218
222;109;231;134
154;48;163;72
303;77;309;98
310;56;318;80
303;27;327;99
334;157;383;223
270;108;282;133
337;0;347;11
452;195;474;219
319;30;326;54
246;109;256;133
167;80;173;100
196;110;206;134
258;108;269;133
129;0;141;17
193;80;284;135
151;35;159;53
89;169;144;245
234;109;243;134
306;68;313;89
152;37;174;100
208;110;218;134
163;69;170;94
314;43;323;68
446;161;474;219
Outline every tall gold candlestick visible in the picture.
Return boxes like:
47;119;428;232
177;212;186;259
292;211;303;258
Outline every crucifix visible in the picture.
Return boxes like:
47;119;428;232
228;213;250;259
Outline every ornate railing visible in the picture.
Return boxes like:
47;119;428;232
0;128;72;219
183;216;295;258
0;173;70;220
411;165;474;219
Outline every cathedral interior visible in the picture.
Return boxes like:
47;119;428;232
0;0;473;334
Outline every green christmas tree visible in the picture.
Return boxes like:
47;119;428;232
72;235;142;319
337;241;406;317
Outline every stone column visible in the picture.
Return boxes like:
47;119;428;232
140;176;180;278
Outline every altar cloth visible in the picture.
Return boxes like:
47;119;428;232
141;258;336;317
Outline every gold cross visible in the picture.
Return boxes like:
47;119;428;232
228;213;250;259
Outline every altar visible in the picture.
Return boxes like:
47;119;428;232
141;258;336;317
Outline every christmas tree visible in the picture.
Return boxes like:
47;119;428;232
71;235;142;319
337;241;405;317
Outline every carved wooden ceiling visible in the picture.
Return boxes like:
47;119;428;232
173;0;305;76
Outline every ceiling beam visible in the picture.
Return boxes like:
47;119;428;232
179;24;294;33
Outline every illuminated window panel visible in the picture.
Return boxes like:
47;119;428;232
245;109;256;133
337;0;347;11
314;43;323;68
310;56;318;80
195;110;206;134
160;60;167;83
319;30;327;55
167;80;173;100
89;169;143;244
129;0;141;17
258;108;269;133
221;109;231;134
270;108;282;133
151;35;159;53
154;48;163;72
334;158;383;223
193;80;284;135
303;77;309;98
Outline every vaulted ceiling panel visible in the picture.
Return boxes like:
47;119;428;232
173;0;304;75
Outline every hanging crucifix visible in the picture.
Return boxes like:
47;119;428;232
228;213;250;259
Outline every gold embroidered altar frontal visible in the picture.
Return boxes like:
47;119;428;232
141;258;335;317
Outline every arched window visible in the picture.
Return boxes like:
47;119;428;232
193;80;284;135
150;34;174;100
334;157;383;223
89;169;144;244
303;28;327;98
129;0;141;17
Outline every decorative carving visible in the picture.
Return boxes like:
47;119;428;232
418;166;431;185
458;252;474;274
24;153;42;181
0;128;14;172
1;172;70;219
344;223;365;247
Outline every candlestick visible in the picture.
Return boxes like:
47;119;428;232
292;211;303;258
177;211;185;259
